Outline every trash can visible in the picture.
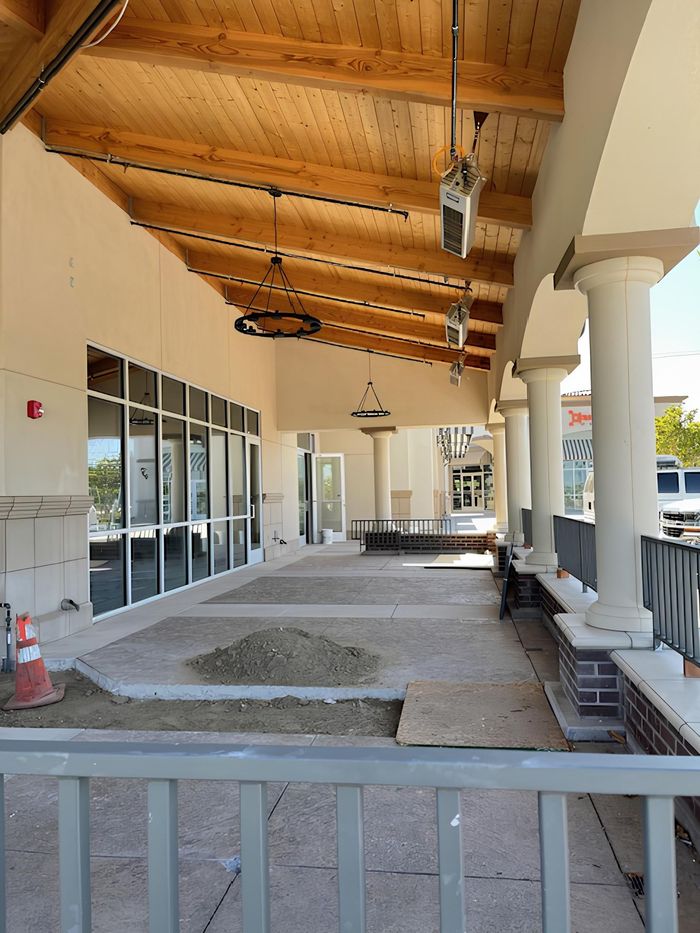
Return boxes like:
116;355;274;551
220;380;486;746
321;528;334;545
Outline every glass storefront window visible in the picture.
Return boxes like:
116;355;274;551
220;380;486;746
162;376;185;414
131;530;158;602
190;427;209;520
246;409;260;435
229;434;246;516
192;523;210;581
87;348;123;398
88;397;123;530
128;409;158;526
162;416;186;524
87;348;261;615
211;430;228;519
211;396;227;427
90;535;125;615
213;521;229;574
189;386;207;422
128;363;157;407
229;403;245;433
164;526;187;591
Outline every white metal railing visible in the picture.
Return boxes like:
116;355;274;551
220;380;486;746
0;739;697;932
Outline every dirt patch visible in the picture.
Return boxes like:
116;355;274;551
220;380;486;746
188;626;379;686
0;672;400;736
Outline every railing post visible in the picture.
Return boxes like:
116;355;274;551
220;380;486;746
336;785;366;933
148;779;179;933
240;782;270;933
436;789;465;933
58;777;91;933
538;792;571;933
644;796;678;933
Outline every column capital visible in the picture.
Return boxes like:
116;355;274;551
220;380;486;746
515;355;579;383
360;427;397;438
496;399;528;417
485;422;505;436
573;255;664;294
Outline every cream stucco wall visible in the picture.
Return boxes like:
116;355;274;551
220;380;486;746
0;124;302;547
275;339;489;431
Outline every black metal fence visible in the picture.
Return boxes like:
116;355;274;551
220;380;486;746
350;518;452;545
642;535;700;665
521;508;532;546
553;515;597;591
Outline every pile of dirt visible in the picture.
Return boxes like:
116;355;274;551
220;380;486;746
188;626;379;686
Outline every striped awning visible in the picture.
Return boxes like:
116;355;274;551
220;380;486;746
562;437;593;462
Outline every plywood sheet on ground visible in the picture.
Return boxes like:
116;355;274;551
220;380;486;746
428;554;495;568
396;681;568;750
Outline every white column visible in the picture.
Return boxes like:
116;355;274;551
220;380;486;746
574;256;663;632
362;429;395;520
488;423;508;533
499;402;531;544
517;366;568;567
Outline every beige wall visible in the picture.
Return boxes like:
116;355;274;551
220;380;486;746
275;339;490;431
0;125;302;548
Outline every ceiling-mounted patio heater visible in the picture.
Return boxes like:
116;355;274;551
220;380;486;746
445;287;473;347
449;360;464;386
437;0;488;258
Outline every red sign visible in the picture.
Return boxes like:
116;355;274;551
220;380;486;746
568;409;592;427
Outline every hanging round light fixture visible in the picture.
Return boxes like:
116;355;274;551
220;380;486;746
233;190;322;339
350;352;391;418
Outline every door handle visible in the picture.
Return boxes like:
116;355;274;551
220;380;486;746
250;503;256;520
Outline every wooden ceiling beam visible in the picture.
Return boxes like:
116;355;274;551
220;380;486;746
303;326;490;370
223;284;496;351
130;200;514;287
42;120;532;229
84;19;564;122
0;1;122;132
188;251;504;324
0;0;44;38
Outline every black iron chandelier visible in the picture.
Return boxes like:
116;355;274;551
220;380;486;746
233;190;322;339
350;352;391;418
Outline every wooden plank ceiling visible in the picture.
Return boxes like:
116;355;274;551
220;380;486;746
14;0;581;371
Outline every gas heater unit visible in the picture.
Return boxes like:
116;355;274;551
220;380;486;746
445;290;473;348
449;360;464;386
440;155;487;258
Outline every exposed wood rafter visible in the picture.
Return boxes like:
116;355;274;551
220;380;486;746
188;250;504;324
84;20;564;122
0;0;44;38
0;1;122;133
42;120;532;229
130;200;514;287
223;284;496;351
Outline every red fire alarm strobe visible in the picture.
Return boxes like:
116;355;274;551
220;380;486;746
27;400;44;419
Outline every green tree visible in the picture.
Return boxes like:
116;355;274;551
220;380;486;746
655;405;700;467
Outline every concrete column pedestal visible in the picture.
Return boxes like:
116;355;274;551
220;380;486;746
574;256;664;632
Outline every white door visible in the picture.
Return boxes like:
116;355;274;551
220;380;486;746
247;438;263;564
315;454;346;541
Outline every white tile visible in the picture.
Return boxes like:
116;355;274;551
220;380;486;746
64;513;88;562
64;558;89;605
4;568;36;617
68;604;93;635
35;563;63;616
37;613;69;644
34;516;64;567
5;518;34;572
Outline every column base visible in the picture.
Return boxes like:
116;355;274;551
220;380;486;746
496;523;508;534
505;531;525;546
585;599;653;633
525;549;558;570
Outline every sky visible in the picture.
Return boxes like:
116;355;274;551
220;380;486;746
562;208;700;410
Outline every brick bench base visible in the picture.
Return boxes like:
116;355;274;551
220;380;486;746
364;531;496;553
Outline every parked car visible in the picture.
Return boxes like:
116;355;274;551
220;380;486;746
582;456;698;525
659;499;700;543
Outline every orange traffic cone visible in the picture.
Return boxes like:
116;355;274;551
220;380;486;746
3;613;65;711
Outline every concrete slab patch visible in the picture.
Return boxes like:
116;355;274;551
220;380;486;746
396;681;569;750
